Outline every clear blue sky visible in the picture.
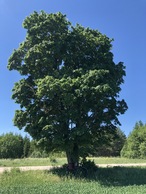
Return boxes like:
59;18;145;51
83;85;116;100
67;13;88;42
0;0;146;136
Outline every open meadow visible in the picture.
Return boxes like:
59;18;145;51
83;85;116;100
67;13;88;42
1;157;146;193
1;157;146;167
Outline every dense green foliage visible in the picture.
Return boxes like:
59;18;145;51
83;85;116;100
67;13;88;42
121;121;146;158
0;133;24;159
0;133;46;159
8;11;127;165
95;128;126;156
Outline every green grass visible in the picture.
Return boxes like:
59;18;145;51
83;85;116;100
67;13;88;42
0;157;67;167
1;166;146;194
90;157;146;164
1;157;146;167
1;157;146;193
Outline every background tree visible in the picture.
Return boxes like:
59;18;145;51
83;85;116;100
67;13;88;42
8;11;127;166
23;135;31;157
121;121;146;158
0;133;24;159
96;128;126;157
0;133;44;159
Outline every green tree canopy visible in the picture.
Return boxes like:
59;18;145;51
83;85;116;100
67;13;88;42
121;121;146;159
8;11;127;166
96;127;126;157
0;133;24;159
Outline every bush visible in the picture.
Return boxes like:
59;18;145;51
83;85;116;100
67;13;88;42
29;151;43;158
80;158;98;178
29;150;49;158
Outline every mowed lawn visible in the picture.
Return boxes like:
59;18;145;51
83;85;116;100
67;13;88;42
1;166;146;194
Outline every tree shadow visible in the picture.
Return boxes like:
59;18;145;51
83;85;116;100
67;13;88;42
48;165;146;186
94;166;146;186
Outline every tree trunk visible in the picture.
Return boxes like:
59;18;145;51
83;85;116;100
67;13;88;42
66;143;79;170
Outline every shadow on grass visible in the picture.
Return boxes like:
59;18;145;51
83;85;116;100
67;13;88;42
49;165;146;186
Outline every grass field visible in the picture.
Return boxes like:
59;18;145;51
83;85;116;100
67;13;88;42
1;157;146;167
1;166;146;194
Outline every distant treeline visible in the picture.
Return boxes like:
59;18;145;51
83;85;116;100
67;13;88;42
0;133;48;159
0;128;126;159
1;122;146;159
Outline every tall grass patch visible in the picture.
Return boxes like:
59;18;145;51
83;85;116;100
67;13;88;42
1;166;146;193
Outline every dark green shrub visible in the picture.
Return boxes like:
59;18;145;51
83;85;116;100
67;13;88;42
81;159;97;169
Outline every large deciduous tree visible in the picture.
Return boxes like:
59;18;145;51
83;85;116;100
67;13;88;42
8;11;127;166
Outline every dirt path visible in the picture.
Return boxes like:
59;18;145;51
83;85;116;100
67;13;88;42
1;163;146;174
